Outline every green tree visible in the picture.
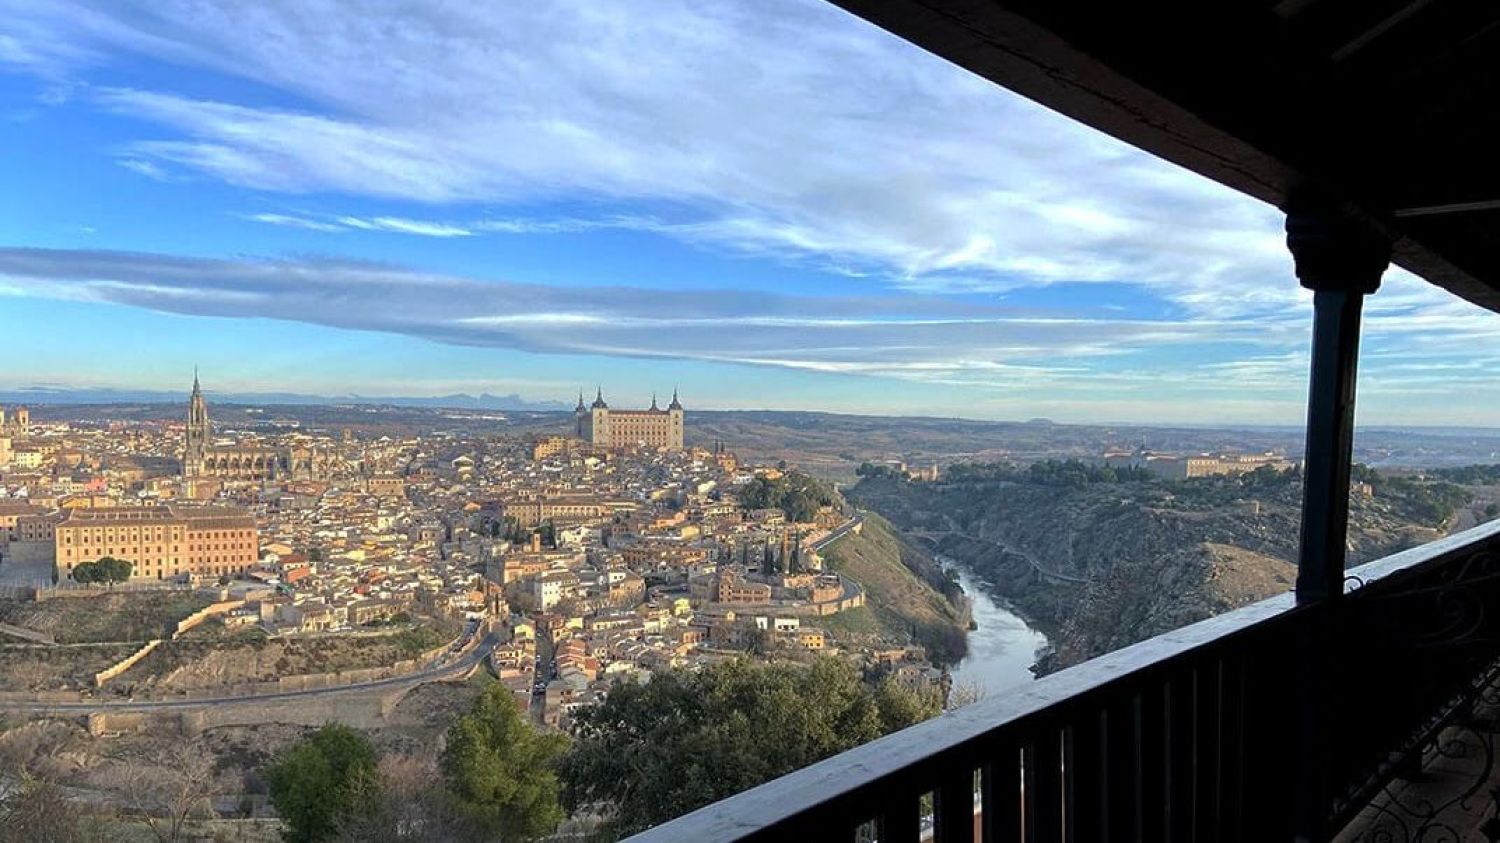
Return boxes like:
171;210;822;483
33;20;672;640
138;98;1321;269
559;657;940;836
95;557;132;585
265;724;379;843
71;561;99;584
442;684;568;840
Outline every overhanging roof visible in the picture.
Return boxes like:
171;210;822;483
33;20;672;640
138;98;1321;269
831;0;1500;312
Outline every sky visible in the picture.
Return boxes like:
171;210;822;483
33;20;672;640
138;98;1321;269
1;0;1498;426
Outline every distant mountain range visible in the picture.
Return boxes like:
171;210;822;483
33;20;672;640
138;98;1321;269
0;387;571;411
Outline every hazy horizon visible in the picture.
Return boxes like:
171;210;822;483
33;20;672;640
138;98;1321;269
9;382;1500;435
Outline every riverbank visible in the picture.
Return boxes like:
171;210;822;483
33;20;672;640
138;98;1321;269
938;557;1050;697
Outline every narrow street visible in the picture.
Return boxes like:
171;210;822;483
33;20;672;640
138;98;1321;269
530;630;555;726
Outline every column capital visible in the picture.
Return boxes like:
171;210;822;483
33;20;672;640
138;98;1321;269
1285;208;1391;295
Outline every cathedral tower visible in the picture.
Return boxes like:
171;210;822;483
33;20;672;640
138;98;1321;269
184;370;210;478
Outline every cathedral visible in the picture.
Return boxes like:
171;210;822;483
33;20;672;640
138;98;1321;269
182;372;330;481
575;387;684;450
0;406;30;440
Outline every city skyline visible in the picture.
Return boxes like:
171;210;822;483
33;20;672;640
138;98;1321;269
3;1;1499;426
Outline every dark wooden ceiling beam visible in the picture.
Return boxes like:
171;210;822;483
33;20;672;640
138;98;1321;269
828;0;1500;312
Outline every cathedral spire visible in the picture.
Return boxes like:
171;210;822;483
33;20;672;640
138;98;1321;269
575;390;586;413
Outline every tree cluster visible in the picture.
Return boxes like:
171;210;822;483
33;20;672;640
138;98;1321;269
1430;463;1500;486
70;556;132;585
265;687;567;843
559;657;941;836
942;459;1153;487
737;471;837;523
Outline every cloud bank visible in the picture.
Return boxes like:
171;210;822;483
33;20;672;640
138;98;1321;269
0;247;1290;390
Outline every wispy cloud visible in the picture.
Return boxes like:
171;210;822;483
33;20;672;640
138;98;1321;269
244;213;344;233
247;212;472;237
5;0;1298;318
117;157;171;181
0;245;1491;407
0;247;1296;395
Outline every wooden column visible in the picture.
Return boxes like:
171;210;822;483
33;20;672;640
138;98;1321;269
1285;205;1390;842
1286;208;1390;603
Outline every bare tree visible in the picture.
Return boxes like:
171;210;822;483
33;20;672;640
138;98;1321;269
1;778;82;843
946;679;987;710
334;753;484;843
107;742;219;843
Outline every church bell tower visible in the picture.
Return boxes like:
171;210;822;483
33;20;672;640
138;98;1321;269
183;369;210;478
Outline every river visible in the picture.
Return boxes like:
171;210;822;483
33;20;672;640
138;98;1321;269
940;556;1050;697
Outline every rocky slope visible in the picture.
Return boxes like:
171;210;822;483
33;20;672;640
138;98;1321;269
816;513;970;666
849;470;1461;672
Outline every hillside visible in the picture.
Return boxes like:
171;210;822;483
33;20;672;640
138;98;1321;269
848;464;1490;672
814;513;970;666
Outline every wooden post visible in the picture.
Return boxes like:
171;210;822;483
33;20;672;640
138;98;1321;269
1287;207;1389;601
1284;204;1390;841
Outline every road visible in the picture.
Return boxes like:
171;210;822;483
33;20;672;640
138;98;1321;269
0;632;500;715
808;513;863;552
910;527;1088;585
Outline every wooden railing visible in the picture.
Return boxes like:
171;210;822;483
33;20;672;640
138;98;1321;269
632;519;1500;842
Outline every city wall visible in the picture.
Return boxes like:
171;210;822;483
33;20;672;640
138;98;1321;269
33;582;192;602
172;600;245;638
81;685;411;736
95;639;162;687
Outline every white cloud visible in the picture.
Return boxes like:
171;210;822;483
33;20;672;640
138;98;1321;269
244;213;344;232
360;217;470;237
117;157;170;180
248;212;472;237
4;0;1300;318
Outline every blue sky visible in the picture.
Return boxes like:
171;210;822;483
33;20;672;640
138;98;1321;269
1;0;1497;425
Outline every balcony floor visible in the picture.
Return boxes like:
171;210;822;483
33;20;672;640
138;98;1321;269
1334;674;1500;843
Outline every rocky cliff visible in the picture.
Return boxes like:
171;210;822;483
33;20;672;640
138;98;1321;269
849;468;1456;672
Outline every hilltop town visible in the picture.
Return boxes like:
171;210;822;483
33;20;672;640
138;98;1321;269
0;377;955;734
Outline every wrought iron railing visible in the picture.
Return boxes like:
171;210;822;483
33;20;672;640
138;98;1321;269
631;519;1500;842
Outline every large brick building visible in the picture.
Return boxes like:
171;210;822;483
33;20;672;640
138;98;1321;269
55;504;259;581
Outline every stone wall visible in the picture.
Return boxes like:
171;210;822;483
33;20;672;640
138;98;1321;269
144;629;469;700
172;600;245;638
34;582;192;602
95;639;162;687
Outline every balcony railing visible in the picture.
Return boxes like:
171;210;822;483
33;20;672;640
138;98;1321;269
633;518;1500;842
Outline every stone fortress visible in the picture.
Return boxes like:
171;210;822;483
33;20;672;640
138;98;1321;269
574;387;684;450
